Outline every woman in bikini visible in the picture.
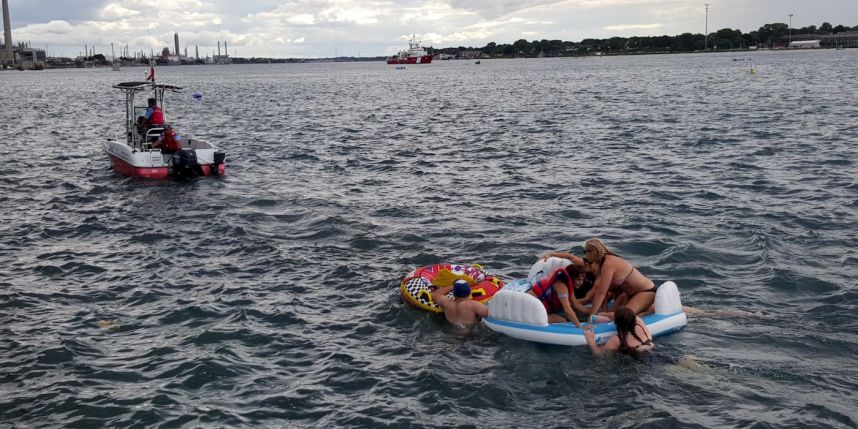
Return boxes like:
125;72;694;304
545;238;657;319
583;306;654;356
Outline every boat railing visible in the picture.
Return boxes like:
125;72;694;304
144;127;165;140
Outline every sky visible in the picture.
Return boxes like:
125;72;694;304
3;0;858;58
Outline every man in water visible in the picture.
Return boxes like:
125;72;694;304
430;279;489;326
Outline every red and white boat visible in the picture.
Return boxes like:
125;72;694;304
102;77;225;179
387;36;433;64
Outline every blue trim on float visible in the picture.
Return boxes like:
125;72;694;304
484;311;686;337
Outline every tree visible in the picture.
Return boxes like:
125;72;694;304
757;23;789;46
820;22;833;33
512;39;532;56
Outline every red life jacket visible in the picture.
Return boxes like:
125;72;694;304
161;128;182;152
529;268;572;313
149;106;164;126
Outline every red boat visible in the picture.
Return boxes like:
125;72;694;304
387;36;433;64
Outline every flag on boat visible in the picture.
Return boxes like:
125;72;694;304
145;65;155;82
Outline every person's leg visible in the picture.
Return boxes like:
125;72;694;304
611;292;629;311
547;314;568;323
626;291;656;315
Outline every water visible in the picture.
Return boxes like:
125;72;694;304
2;50;858;428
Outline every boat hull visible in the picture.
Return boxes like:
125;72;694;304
102;140;225;179
386;55;433;65
108;153;170;179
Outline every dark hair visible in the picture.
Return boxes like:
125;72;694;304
565;264;586;287
148;98;156;105
614;306;645;353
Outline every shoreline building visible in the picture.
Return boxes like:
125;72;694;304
213;40;230;64
788;31;858;48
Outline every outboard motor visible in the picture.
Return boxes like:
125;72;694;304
173;149;199;176
212;152;226;176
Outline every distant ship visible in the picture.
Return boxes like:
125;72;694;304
387;36;433;65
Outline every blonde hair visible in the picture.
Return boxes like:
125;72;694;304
584;238;612;263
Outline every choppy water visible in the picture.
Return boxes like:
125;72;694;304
2;50;858;428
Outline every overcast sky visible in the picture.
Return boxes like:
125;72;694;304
4;0;858;58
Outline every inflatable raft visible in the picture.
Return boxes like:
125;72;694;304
483;281;687;346
400;264;504;313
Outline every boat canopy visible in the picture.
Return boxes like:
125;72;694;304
114;81;183;148
113;82;183;92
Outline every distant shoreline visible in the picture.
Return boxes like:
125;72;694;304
2;45;852;71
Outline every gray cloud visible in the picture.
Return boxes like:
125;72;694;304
448;0;564;19
7;0;109;26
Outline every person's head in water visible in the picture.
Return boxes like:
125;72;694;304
614;306;636;332
614;306;646;352
148;98;157;107
453;279;471;299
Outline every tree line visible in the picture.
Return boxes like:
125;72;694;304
433;22;858;57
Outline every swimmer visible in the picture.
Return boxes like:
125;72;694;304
583;306;654;357
430;279;489;326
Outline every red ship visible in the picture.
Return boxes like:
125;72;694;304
387;36;433;64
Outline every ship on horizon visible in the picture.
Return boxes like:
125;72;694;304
386;36;433;65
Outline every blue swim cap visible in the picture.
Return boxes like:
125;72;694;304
453;279;471;298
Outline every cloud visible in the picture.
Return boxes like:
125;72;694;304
603;23;663;31
287;14;316;25
448;0;565;19
100;3;140;20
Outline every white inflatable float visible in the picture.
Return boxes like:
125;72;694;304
483;281;687;346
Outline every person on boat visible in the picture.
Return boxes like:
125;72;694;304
527;264;583;327
430;279;488;326
544;238;657;319
152;125;182;153
144;98;164;127
137;98;164;132
583;306;654;357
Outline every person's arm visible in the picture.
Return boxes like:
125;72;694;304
584;329;619;357
587;262;616;321
572;287;596;313
472;301;489;319
637;316;653;339
544;251;585;266
430;285;454;309
554;282;581;327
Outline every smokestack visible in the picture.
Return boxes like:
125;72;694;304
2;0;12;62
217;41;220;56
195;45;199;60
174;32;179;56
224;41;228;56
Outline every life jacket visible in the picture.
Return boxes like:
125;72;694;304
149;106;164;126
529;268;572;313
160;128;182;152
